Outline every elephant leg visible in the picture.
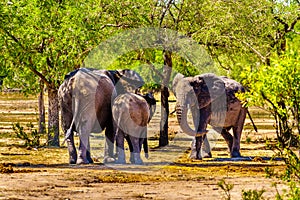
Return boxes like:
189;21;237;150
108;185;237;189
125;135;134;164
195;136;204;160
231;108;246;157
77;133;90;164
86;140;94;164
142;137;149;159
66;130;77;164
190;136;211;159
104;122;116;163
220;128;233;154
115;130;126;164
140;129;148;159
130;136;143;165
194;107;210;160
202;135;212;158
190;138;197;159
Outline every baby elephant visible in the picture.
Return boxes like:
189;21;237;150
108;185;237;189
112;92;156;164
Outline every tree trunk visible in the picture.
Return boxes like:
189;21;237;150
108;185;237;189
159;51;172;147
47;86;60;146
38;80;46;134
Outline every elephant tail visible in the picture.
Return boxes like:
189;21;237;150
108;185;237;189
61;119;74;145
247;109;257;132
143;138;149;159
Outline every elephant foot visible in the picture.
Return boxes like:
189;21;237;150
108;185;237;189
132;158;144;165
115;159;126;164
103;156;116;163
231;150;241;158
69;157;77;164
87;157;94;164
190;151;202;160
130;157;134;164
76;157;89;165
189;149;197;159
131;153;144;165
202;152;212;158
194;157;203;160
86;151;94;163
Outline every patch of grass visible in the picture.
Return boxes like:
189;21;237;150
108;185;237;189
0;163;42;174
245;137;252;144
218;179;234;200
0;92;37;101
97;172;168;183
13;123;44;147
242;188;265;200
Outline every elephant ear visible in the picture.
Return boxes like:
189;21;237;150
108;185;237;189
108;69;145;94
195;73;225;101
220;76;245;101
143;93;156;122
172;73;185;97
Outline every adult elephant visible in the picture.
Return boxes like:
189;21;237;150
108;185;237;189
174;73;246;159
112;92;156;164
58;68;144;164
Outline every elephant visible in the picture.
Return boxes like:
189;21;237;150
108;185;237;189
58;68;144;164
174;73;247;159
112;92;156;164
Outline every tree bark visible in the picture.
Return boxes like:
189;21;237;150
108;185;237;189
38;80;46;134
159;51;172;147
47;86;60;146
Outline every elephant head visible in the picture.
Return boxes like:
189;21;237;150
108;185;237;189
108;69;145;94
174;73;225;136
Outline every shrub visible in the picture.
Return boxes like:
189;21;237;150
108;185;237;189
12;122;43;147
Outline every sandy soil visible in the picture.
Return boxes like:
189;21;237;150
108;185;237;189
0;94;291;200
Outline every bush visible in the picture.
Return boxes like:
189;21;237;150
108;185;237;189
241;43;300;181
242;189;265;200
12;122;43;147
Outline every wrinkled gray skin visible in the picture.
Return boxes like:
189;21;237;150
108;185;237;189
112;93;156;164
172;73;211;158
58;68;144;164
174;73;246;159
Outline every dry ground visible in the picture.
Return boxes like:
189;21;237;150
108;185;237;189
0;92;291;200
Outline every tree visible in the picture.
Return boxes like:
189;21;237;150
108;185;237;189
241;35;300;181
1;0;299;147
0;0;108;146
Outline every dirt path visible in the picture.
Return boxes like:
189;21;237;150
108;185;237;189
0;92;289;199
0;162;287;200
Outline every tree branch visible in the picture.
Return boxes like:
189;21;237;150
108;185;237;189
1;28;24;49
159;0;173;27
229;36;266;63
145;59;164;80
274;15;300;33
274;16;289;31
28;57;50;87
288;16;300;32
100;23;131;30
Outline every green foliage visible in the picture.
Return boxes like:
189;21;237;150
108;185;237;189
218;179;234;200
242;38;300;150
12;123;43;147
265;167;277;179
0;0;108;92
242;189;265;200
273;180;300;200
243;36;300;198
286;181;300;200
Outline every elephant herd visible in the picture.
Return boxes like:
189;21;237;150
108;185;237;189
58;68;248;164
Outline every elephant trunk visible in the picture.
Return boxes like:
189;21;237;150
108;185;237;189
176;103;198;136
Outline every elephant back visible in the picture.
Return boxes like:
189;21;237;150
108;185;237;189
112;93;150;137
